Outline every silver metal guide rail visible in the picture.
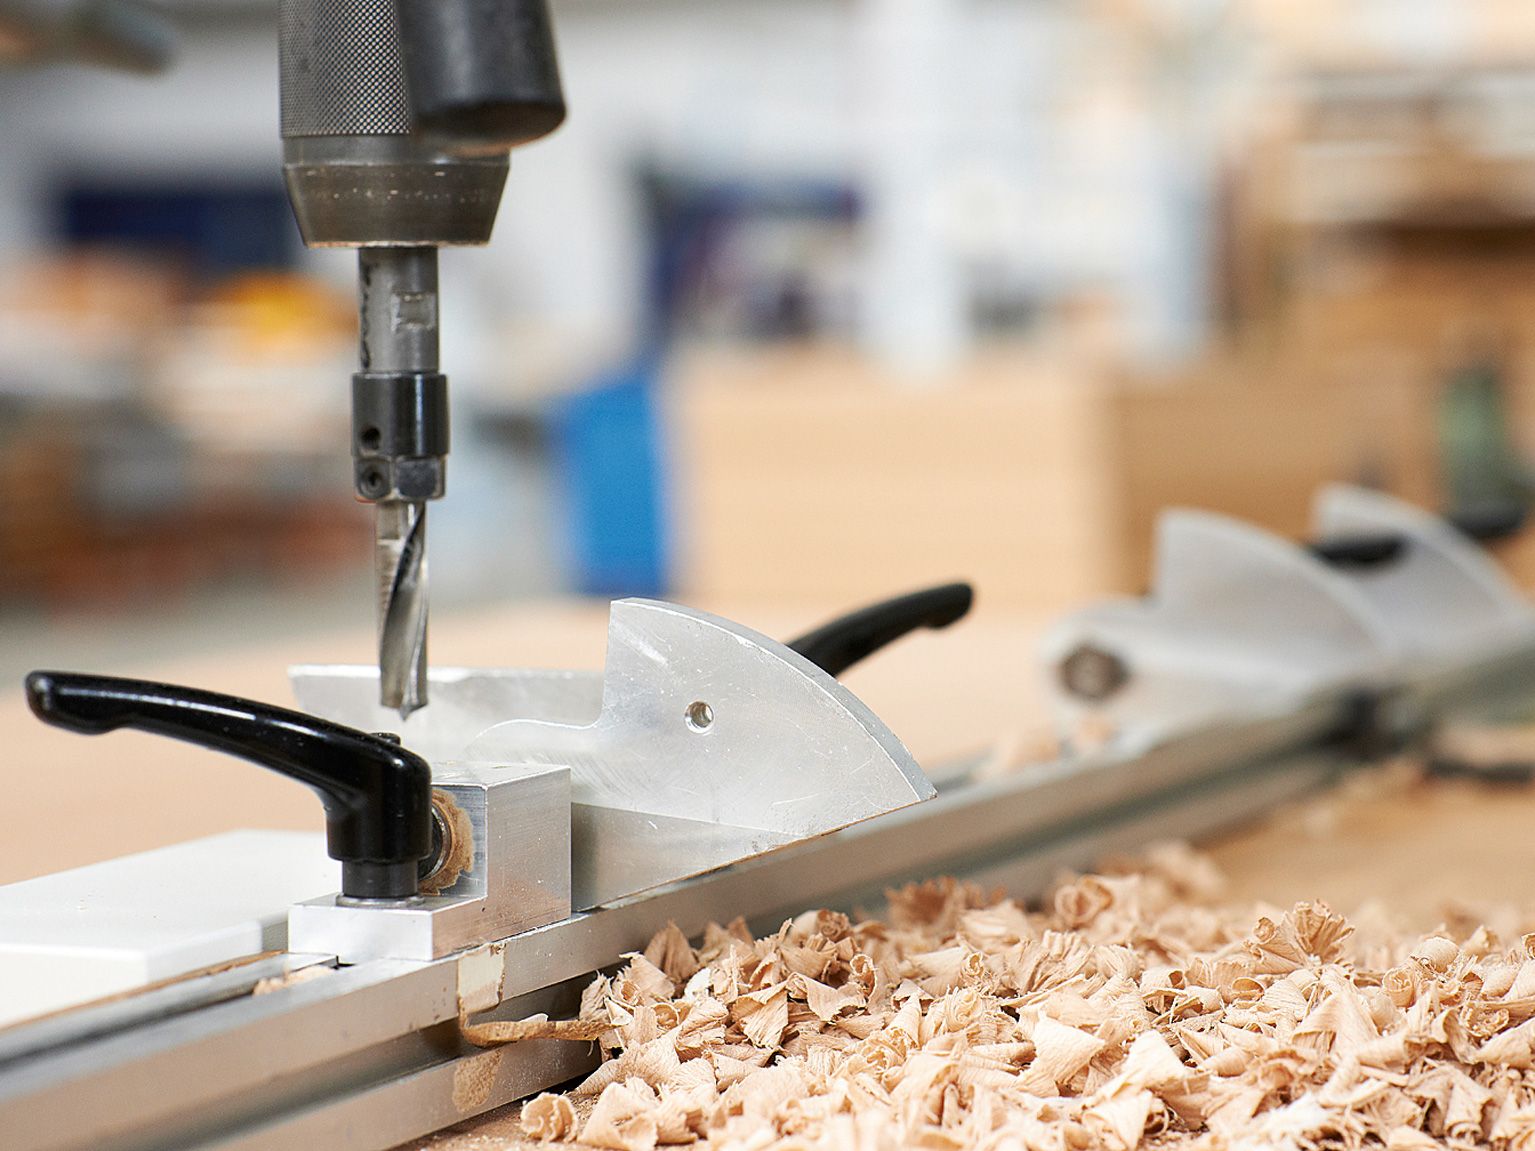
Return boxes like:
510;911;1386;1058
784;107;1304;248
3;489;1535;1151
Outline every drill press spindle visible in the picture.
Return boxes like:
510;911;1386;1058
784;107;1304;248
277;0;565;717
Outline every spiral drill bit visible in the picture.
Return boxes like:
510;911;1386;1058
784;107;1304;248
375;499;428;716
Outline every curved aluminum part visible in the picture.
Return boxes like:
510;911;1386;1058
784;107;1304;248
1041;509;1398;750
289;665;604;764
1312;484;1535;653
466;599;935;836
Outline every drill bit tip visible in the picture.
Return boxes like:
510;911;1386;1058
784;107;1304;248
376;500;429;719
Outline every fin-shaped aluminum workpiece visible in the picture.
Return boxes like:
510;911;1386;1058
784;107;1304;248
1311;484;1533;652
1041;487;1535;751
1041;506;1397;750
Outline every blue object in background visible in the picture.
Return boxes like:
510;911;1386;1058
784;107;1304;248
547;169;855;599
549;354;670;597
57;182;297;275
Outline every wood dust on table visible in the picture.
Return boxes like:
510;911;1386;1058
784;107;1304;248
405;767;1535;1150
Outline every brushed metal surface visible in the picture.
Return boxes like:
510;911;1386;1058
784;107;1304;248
289;664;604;763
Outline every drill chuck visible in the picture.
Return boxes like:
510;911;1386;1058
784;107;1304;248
278;0;564;247
278;0;509;248
278;0;412;139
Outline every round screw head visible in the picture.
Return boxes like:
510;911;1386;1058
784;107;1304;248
1059;644;1130;702
358;466;389;499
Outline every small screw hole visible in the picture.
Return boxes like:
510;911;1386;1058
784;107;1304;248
360;426;382;451
359;468;388;498
685;700;714;732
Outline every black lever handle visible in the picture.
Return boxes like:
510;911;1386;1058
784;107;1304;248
788;582;975;679
1447;503;1527;542
25;671;433;901
1308;534;1406;569
1309;502;1528;571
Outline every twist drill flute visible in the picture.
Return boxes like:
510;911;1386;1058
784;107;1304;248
277;0;565;717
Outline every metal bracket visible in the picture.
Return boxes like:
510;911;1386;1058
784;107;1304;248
1042;487;1535;751
287;762;570;963
1311;484;1533;653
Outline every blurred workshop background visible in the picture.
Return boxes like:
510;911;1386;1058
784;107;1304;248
5;0;1535;681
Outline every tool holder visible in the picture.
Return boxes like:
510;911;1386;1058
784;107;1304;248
1042;486;1535;751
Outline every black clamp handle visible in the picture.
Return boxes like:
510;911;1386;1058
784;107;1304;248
1307;534;1406;569
788;582;975;679
1309;503;1528;571
1446;504;1528;543
25;671;433;901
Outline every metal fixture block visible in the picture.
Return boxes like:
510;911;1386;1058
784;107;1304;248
288;762;570;963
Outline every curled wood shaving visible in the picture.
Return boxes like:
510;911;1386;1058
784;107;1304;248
521;1094;579;1141
580;1079;664;1150
509;858;1535;1150
251;964;333;995
420;790;476;896
461;1013;610;1047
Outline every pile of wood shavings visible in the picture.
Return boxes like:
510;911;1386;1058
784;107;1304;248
506;844;1535;1151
